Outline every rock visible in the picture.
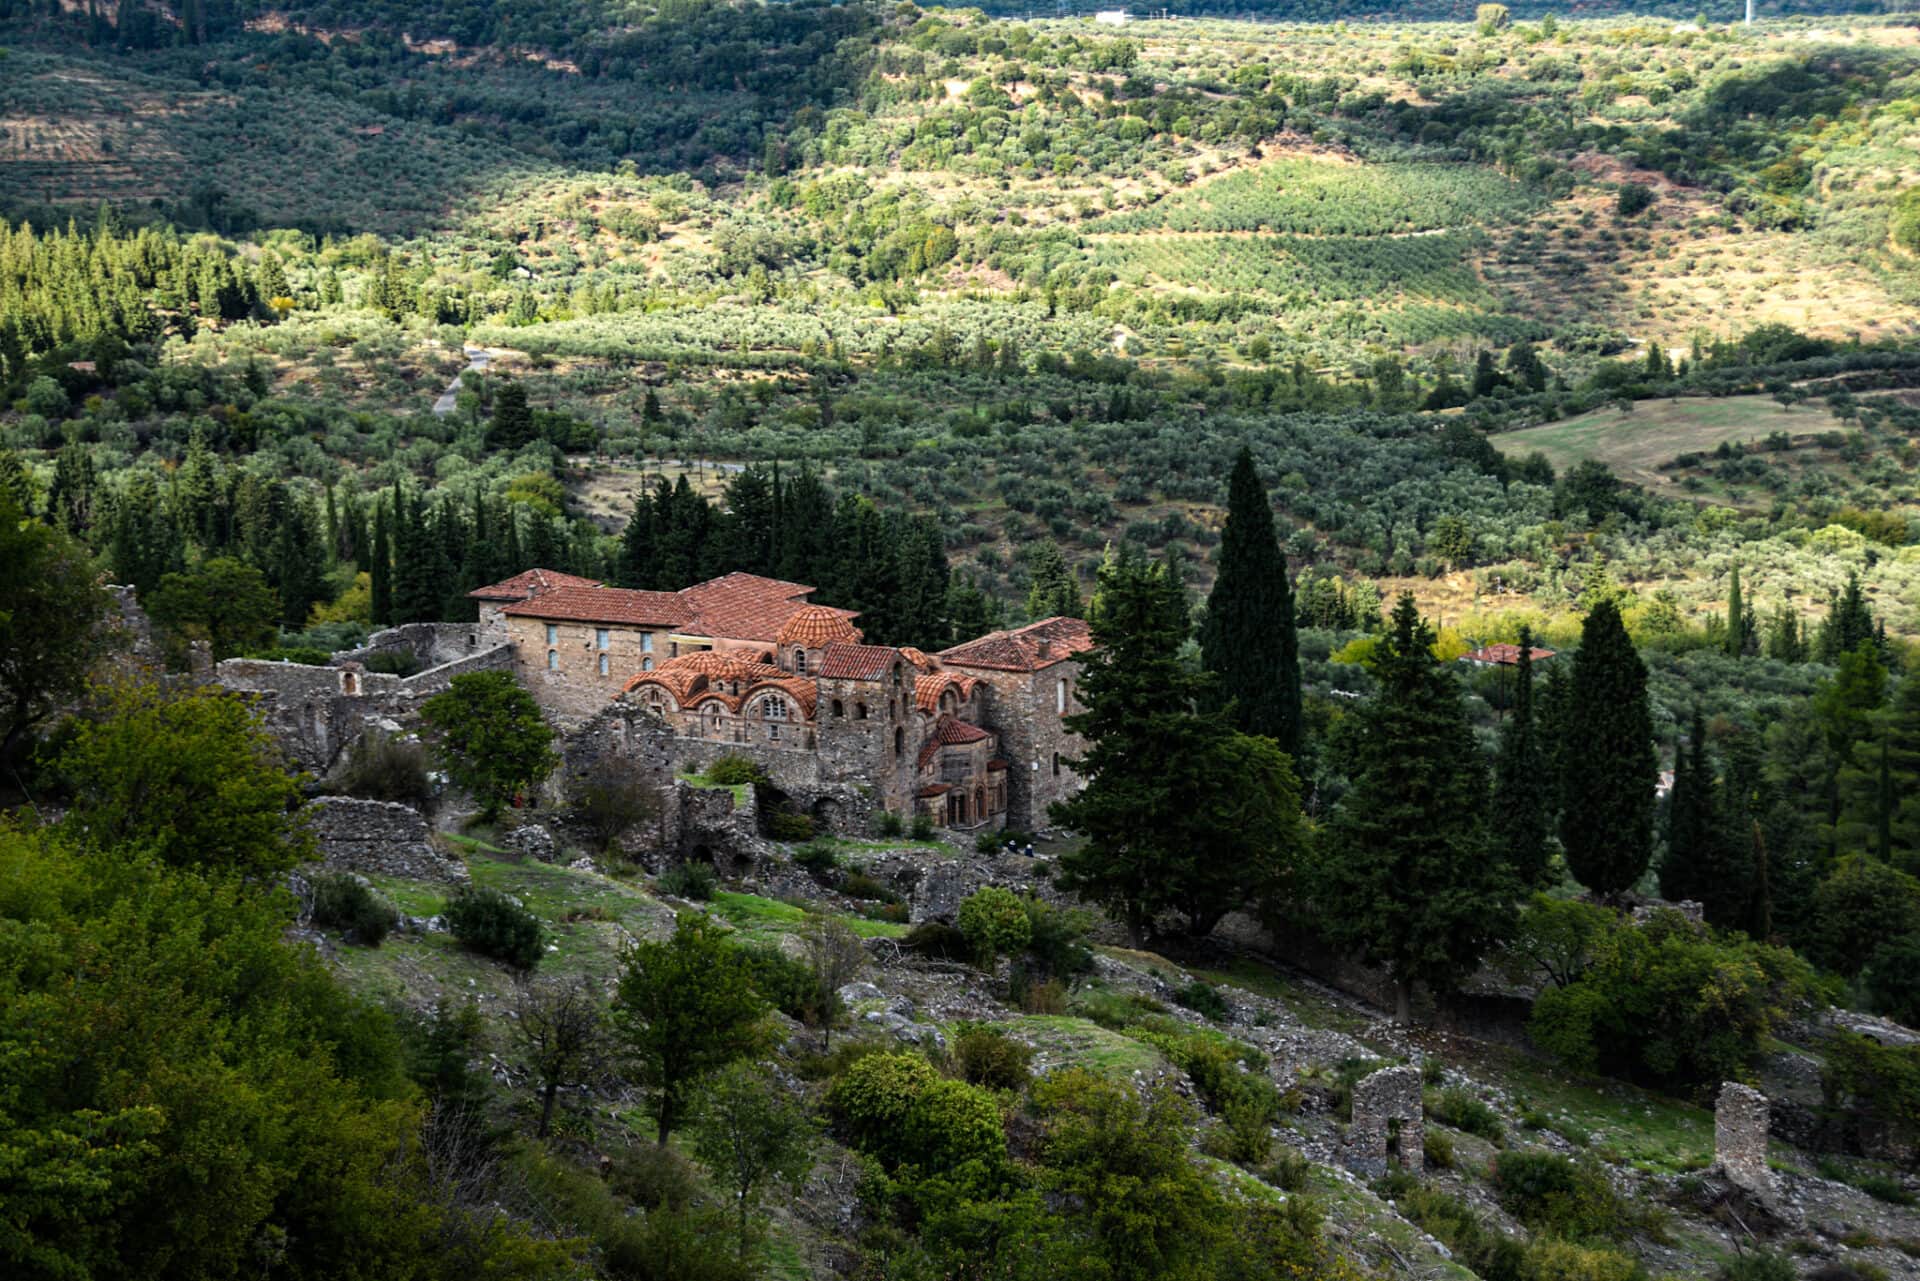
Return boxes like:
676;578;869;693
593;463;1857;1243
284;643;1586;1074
838;981;886;1005
911;862;968;923
505;823;560;863
304;796;467;884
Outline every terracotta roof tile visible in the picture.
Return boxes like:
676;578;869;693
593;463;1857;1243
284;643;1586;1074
1461;643;1556;666
678;572;855;643
914;671;980;715
775;605;863;649
818;643;901;681
898;647;938;672
504;584;691;626
939;616;1095;673
917;784;953;798
918;714;991;768
469;568;602;601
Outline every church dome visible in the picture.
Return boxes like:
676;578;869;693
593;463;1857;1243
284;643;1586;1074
775;605;861;649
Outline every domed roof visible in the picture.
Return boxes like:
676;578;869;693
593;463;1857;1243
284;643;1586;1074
775;604;861;648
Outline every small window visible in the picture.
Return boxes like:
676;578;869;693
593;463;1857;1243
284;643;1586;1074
892;664;902;686
598;653;610;676
642;632;654;653
894;727;904;755
596;628;610;651
547;649;558;670
1057;677;1068;715
794;648;807;674
769;723;781;741
1053;752;1062;777
642;657;654;672
856;702;868;720
545;624;559;645
831;699;844;717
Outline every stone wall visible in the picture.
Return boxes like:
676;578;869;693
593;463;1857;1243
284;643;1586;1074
1346;1065;1424;1177
947;660;1085;832
396;643;514;698
511;615;668;724
303;797;468;884
335;622;498;670
1715;1082;1776;1199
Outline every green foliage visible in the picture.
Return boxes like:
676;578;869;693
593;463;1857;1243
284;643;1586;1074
568;755;660;854
616;913;773;1144
445;886;545;970
903;921;971;961
420;671;557;820
1811;856;1920;977
690;1061;819;1261
952;1023;1035;1091
1493;625;1555;889
1530;910;1813;1090
1199;446;1301;755
1500;894;1618;990
658;859;718;900
1491;1151;1633;1243
958;884;1032;966
1560;599;1657;896
1311;594;1514;1013
146;556;281;661
1718;1251;1797;1281
828;1051;942;1164
1429;1087;1506;1144
701;754;766;787
739;942;815;1022
1055;543;1308;944
1172;979;1230;1022
309;872;398;945
766;811;815;842
1821;1033;1920;1159
794;839;839;877
335;730;433;804
59;682;311;875
0;490;107;762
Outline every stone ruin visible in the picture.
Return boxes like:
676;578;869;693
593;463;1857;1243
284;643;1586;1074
304;797;468;885
1715;1081;1775;1200
1346;1065;1424;1177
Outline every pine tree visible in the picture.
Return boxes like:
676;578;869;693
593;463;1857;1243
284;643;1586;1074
1560;599;1657;897
1312;594;1514;1020
486;380;536;452
1492;626;1553;888
1053;545;1307;945
1198;446;1303;757
1024;539;1081;620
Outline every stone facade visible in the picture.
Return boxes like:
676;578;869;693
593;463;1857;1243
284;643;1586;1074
483;569;1091;832
304;797;468;884
1715;1081;1775;1199
1345;1065;1424;1177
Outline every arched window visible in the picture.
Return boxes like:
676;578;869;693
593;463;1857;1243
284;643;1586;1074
547;649;558;670
761;697;788;720
641;657;654;672
1057;677;1068;715
856;702;868;720
598;653;610;676
794;648;807;674
831;699;844;717
892;665;902;686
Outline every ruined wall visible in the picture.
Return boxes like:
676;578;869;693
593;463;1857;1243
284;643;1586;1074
1346;1066;1424;1177
304;796;468;884
335;622;495;670
1715;1082;1776;1199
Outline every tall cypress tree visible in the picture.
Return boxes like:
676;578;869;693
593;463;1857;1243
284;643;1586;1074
1725;565;1748;657
1199;446;1302;757
370;496;393;626
1560;599;1657;897
1313;595;1513;1021
1492;626;1553;888
1659;708;1718;907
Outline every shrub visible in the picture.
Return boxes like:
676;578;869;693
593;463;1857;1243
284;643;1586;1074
767;811;814;842
1264;1147;1312;1191
1019;977;1067;1014
363;649;420;676
958;885;1031;965
953;1023;1034;1091
1074;987;1167;1029
1490;1151;1628;1242
658;860;717;900
903;921;971;961
1718;1251;1797;1281
308;873;398;945
704;755;766;787
1425;1128;1456;1170
445;887;544;969
335;731;433;803
569;757;660;852
1525;1237;1646;1281
1429;1086;1506;1144
903;1077;1007;1176
1385;1185;1530;1281
794;840;839;877
874;811;904;837
909;814;936;841
741;943;815;1022
1856;1174;1915;1206
839;871;898;902
1022;897;1094;979
1174;980;1229;1022
828;1051;940;1163
607;1142;702;1211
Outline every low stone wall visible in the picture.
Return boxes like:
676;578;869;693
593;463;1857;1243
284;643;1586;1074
304;796;468;884
395;644;513;698
335;622;497;670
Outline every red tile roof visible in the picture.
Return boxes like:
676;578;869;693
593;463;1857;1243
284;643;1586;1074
1461;643;1557;666
504;584;692;627
917;784;953;798
469;568;602;601
914;670;981;715
775;605;863;649
818;643;902;681
918;715;991;768
678;572;855;643
939;616;1095;673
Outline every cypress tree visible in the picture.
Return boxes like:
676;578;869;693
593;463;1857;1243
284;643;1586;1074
486;380;536;452
370;497;393;626
616;485;660;589
1024;540;1081;620
1560;599;1657;897
1312;594;1514;1021
1725;565;1747;657
1659;709;1718;908
1491;625;1553;888
1199;446;1302;757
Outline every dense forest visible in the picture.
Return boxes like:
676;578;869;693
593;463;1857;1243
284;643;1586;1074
7;1;1920;1279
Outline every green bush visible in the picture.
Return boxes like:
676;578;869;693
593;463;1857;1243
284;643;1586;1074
363;649;420;677
308;873;398;945
1424;1127;1456;1170
1074;987;1167;1029
767;811;814;841
741;943;815;1022
1264;1147;1312;1191
1429;1086;1506;1145
658;860;717;900
903;921;971;961
1022;896;1094;980
1856;1174;1915;1206
839;871;898;902
704;754;767;787
1490;1151;1628;1243
958;885;1031;966
909;814;936;841
1524;1237;1646;1281
444;887;543;969
794;840;839;877
335;731;433;804
1388;1185;1530;1281
828;1051;941;1163
875;811;905;838
607;1142;702;1211
1173;979;1229;1022
902;1077;1006;1176
952;1023;1034;1091
1717;1250;1797;1281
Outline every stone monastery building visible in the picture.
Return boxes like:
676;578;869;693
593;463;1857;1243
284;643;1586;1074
470;569;1094;832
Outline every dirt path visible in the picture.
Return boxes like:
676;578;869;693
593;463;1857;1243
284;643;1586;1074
432;346;492;416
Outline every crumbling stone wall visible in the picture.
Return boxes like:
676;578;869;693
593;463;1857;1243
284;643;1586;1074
335;622;497;671
1345;1065;1424;1177
1715;1081;1775;1198
304;797;468;884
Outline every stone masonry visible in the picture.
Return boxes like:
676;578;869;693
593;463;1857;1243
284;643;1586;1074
1715;1081;1776;1199
304;797;468;884
1346;1065;1424;1177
